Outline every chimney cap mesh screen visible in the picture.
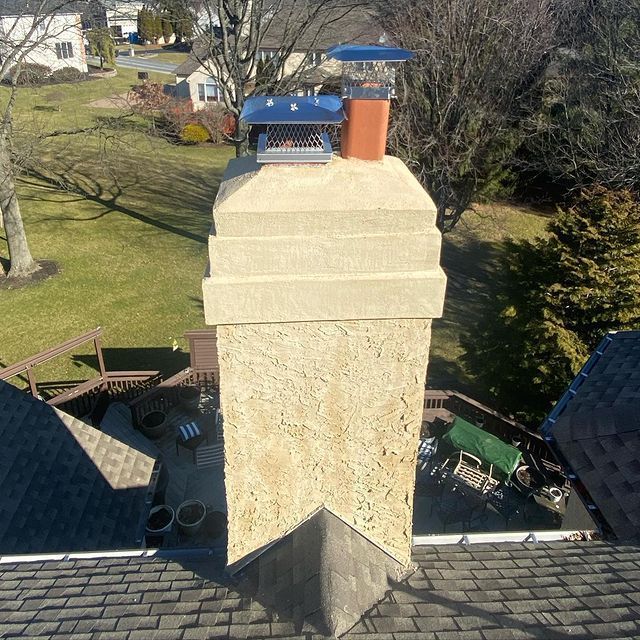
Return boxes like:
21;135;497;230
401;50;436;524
257;124;333;163
327;44;414;100
341;61;399;99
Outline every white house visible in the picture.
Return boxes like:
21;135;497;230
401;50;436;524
0;1;87;74
171;7;382;111
103;0;142;41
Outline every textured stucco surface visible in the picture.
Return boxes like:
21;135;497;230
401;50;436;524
218;319;431;568
203;155;446;326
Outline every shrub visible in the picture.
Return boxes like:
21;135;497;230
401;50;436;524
180;122;210;144
7;63;51;85
160;98;194;135
50;67;86;83
197;105;230;144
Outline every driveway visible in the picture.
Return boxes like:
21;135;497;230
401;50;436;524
88;54;178;75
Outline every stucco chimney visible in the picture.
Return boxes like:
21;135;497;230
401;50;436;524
202;53;445;636
328;45;414;161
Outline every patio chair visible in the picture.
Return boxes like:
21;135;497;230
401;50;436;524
487;484;522;528
175;419;209;463
417;437;438;472
438;485;483;532
443;450;499;495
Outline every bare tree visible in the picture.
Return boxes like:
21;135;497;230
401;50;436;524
0;0;83;280
518;0;640;195
177;0;377;156
382;0;556;232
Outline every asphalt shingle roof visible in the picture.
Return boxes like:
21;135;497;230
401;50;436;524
0;0;88;16
1;540;640;639
240;508;404;637
0;380;158;555
545;331;640;540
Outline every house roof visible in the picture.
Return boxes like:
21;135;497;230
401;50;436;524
239;508;404;637
2;540;640;638
0;380;158;555
174;5;383;78
0;0;88;16
542;331;640;540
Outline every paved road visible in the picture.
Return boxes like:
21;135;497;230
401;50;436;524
88;54;178;75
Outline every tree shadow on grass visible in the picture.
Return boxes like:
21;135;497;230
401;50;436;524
18;146;224;244
429;233;508;401
20;168;212;244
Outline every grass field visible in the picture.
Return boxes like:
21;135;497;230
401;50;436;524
1;67;233;382
428;204;549;396
0;67;550;398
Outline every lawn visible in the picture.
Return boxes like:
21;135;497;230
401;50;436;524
0;67;233;382
0;67;550;399
428;203;550;397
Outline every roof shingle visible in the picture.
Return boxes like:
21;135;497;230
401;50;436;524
2;541;640;639
0;380;158;555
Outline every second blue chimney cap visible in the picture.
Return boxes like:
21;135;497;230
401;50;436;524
327;44;414;63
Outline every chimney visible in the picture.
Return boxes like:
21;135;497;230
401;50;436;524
202;50;446;637
327;45;414;161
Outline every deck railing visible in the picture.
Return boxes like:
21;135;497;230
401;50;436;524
128;367;218;425
424;389;555;466
50;371;163;417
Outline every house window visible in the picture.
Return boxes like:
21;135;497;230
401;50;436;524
306;51;323;67
197;77;221;102
258;49;278;63
55;42;74;59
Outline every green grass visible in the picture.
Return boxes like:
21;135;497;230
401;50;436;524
1;67;551;398
428;202;550;396
1;67;233;382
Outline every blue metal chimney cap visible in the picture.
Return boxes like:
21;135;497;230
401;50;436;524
240;95;345;125
327;44;414;63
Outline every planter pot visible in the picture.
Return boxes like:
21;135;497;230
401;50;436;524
146;505;175;535
176;499;206;537
140;410;168;440
179;385;201;412
203;510;227;540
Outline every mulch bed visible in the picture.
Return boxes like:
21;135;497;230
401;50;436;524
0;260;59;290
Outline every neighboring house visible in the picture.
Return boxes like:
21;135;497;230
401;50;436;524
541;330;640;541
0;0;88;73
103;0;143;41
0;380;159;555
172;8;382;110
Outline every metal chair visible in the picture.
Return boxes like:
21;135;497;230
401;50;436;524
442;450;499;494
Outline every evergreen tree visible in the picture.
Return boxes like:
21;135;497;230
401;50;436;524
463;187;640;423
138;8;154;43
153;14;163;43
87;28;115;70
161;15;173;42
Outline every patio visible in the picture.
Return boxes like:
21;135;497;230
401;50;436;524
103;387;228;550
412;415;567;536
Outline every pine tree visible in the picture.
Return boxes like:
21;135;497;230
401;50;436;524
153;14;163;44
161;15;173;42
463;187;640;423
